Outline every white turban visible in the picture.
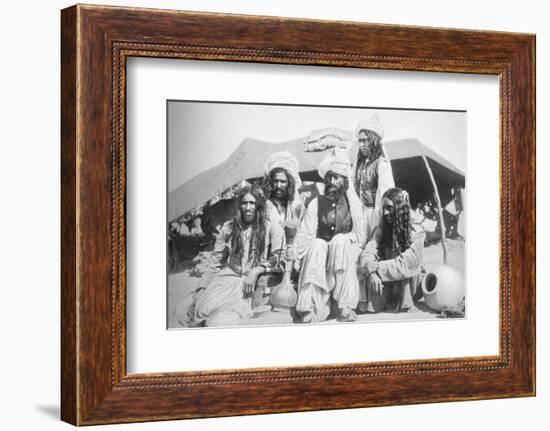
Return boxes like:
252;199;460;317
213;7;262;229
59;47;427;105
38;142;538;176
355;114;384;140
264;151;301;187
318;148;352;179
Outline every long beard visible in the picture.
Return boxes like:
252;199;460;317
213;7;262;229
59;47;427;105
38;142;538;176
380;213;411;257
325;185;345;202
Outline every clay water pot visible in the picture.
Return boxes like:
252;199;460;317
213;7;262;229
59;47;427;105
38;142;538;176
252;272;282;313
421;264;465;312
270;271;297;313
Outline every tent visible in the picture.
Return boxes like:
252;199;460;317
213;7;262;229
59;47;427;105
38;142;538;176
168;135;465;223
168;136;328;222
384;138;464;208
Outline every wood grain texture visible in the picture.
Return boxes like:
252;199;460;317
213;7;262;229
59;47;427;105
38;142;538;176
60;5;78;425
60;4;536;425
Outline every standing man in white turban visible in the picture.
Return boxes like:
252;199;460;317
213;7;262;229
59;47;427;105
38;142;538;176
262;151;303;231
353;114;395;240
291;149;365;323
353;114;395;313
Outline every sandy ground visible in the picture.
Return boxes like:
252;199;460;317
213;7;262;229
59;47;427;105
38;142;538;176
168;239;465;328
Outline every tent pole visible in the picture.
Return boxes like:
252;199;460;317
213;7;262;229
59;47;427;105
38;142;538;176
421;155;448;264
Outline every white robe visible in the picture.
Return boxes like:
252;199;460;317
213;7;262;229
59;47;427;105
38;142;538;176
265;197;302;232
184;220;283;327
293;189;365;321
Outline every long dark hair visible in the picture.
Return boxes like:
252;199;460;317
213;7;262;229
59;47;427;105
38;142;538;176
231;184;267;267
354;130;384;192
379;187;412;258
262;167;296;203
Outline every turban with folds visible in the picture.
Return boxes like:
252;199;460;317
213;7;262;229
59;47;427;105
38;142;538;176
264;151;301;187
318;148;352;179
355;114;384;140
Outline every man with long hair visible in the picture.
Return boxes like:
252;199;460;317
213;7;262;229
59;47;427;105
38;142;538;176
359;187;425;313
188;184;284;327
292;150;366;323
353;114;395;239
262;151;303;230
353;114;395;312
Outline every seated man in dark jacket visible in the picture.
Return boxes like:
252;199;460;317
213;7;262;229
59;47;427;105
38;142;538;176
292;150;366;323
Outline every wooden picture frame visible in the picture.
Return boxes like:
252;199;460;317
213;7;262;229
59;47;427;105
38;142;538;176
61;4;535;425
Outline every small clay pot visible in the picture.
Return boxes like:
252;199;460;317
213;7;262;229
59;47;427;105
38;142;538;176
271;271;297;313
252;272;282;311
421;264;465;312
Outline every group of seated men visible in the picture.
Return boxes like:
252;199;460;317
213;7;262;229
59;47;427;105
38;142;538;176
180;115;425;327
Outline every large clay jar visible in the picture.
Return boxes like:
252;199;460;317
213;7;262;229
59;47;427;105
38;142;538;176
421;264;465;312
270;271;297;313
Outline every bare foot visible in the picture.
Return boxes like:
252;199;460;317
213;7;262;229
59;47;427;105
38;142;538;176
400;304;420;313
338;307;358;322
298;310;314;323
357;302;369;314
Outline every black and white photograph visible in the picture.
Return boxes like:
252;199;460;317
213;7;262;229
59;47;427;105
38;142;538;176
167;101;466;329
2;0;543;429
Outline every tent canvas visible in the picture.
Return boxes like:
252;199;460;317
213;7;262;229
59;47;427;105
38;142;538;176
168;135;464;222
384;138;465;208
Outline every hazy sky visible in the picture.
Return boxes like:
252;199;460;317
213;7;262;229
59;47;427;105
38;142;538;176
168;101;466;191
